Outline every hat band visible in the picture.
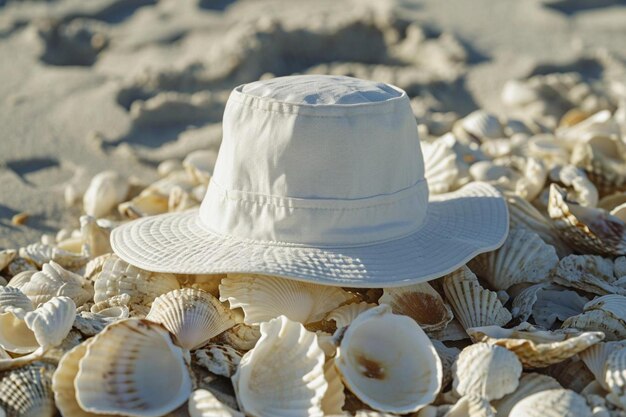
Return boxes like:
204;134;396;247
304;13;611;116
198;179;429;246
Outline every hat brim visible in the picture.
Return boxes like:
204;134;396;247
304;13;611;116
110;182;508;288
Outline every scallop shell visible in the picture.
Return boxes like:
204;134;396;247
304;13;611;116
19;243;89;270
552;255;624;296
580;341;626;390
0;362;55;417
562;295;626;341
466;323;604;368
379;282;453;332
75;319;192;417
548;183;626;256
469;227;557;290
83;170;129;218
443;395;495;417
334;305;442;414
604;346;626;409
188;389;244;417
232;315;327;417
79;215;112;257
571;139;626;197
0;250;17;272
457;110;504;142
147;288;236;350
442;266;512;330
219;274;351;325
194;344;241;378
509;389;592;417
511;284;588;328
421;138;459;194
325;302;376;329
453;343;522;401
17;261;93;307
492;373;561;417
0;286;34;313
216;323;261;352
322;359;345;415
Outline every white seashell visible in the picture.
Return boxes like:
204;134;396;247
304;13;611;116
421;138;459;194
219;274;351;325
233;315;327;417
552;165;599;207
443;395;495;417
469;161;515;183
459;110;503;141
83;171;129;218
511;284;588;328
188;389;244;417
526;134;569;169
453;343;522;401
492;373;561;417
194;344;241;378
442;266;512;329
509;389;592;417
19;243;89;270
429;318;468;342
469;227;557;290
334;305;442;413
553;255;624;296
432;339;460;389
75;319;192;417
0;286;34;313
584;294;626;318
379;282;453;332
157;160;182;178
183;150;216;185
514;157;547;201
604;347;626;409
0;250;17;272
556;110;619;147
562;310;626;342
176;273;224;298
216;323;261;351
147;288;236;350
89;293;130;319
79;215;112;257
118;189;169;219
24;296;76;349
580;341;626;391
18;261;93;307
325;302;376;329
0;307;39;354
0;362;55;417
322;359;345;415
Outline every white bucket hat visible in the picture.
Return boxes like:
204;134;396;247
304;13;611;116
111;75;509;287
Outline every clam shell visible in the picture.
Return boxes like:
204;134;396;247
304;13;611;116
0;286;34;313
492;373;561;417
466;323;604;368
443;395;495;417
580;341;626;390
194;344;241;378
118;189;169;219
421;138;459;194
18;261;93;307
0;250;17;272
325;302;376;329
0;307;39;354
75;319;192;417
442;266;512;330
379;282;453;332
83;171;129;218
553;255;624;296
19;243;89;270
334;305;442;414
0;362;55;417
322;359;345;415
453;343;522;401
188;389;243;417
469;227;557;290
604;346;626;409
233;316;327;417
219;274;351;325
509;389;592;417
147;288;235;350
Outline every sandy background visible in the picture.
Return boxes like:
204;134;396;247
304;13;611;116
1;0;626;248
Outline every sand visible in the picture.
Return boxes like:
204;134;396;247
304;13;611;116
1;0;626;248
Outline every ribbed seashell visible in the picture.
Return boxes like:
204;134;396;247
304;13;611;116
585;294;626;317
562;310;626;342
18;261;92;307
492;373;561;417
571;138;626;197
604;347;626;409
580;341;626;391
75;319;192;417
183;150;216;185
0;362;55;417
511;283;588;328
0;250;17;272
219;274;351;325
147;288;235;350
94;254;180;308
457;110;503;142
89;293;130;319
469;227;557;291
0;286;34;313
453;343;522;401
188;389;243;417
216;323;260;351
322;359;345;415
334;305;441;413
118;189;169;219
548;183;626;256
19;243;89;270
325;302;376;329
442;266;512;330
4;257;36;278
509;389;592;417
552;255;625;296
83;254;110;282
79;215;112;257
194;344;241;378
233;315;327;417
175;274;224;298
466;323;604;368
432;339;460;389
420;138;459;194
551;165;599;207
379;282;453;332
443;395;495;417
83;171;129;218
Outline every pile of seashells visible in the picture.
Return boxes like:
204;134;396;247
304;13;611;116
2;74;626;417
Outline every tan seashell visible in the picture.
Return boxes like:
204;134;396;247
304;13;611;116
421;138;459;194
467;323;604;368
0;250;17;272
147;288;236;350
19;243;89;270
194;344;241;378
183;150;216;185
325;302;376;329
322;359;345;415
511;283;588;328
219;274;351;325
453;343;522;401
335;305;442;414
469;227;557;290
580;341;626;391
509;389;592;417
492;373;561;417
157;160;182;178
83;171;129;218
604;346;626;409
17;261;93;307
571;138;626;197
233;315;327;417
175;273;224;297
443;395;495;417
83;253;111;282
552;255;625;296
188;389;243;417
168;186;199;212
75;319;192;417
4;256;37;278
379;282;453;332
79;215;112;257
215;323;260;351
442;266;512;330
0;362;55;417
118;189;169;219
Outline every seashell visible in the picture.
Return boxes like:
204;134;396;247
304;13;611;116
509;389;592;417
604;346;626;409
556;110;620;147
168;185;199;212
511;283;588;328
72;311;114;336
546;356;596;392
83;253;110;282
118;189;169;219
0;286;34;313
563;294;626;341
94;254;180;308
442;266;512;330
194;344;241;378
75;319;192;417
334;305;442;413
580;341;626;391
188;389;244;417
83;170;129;218
0;250;17;272
526;134;569;169
215;323;260;351
469;227;557;291
147;288;236;350
4;256;37;278
492;373;561;417
0;362;55;417
552;255;625;296
379;282;453;332
325;302;376;329
183;150;216;185
452;343;522;401
429;318;469;342
457;110;503;142
157;160;182;178
17;261;93;307
421;138;459;194
89;293;130;319
219;274;351;325
599;193;626;213
19;243;89;270
513;157;547;201
443;395;495;417
322;359;345;415
551;165;599;207
548;183;626;256
79;215;112;257
466;323;604;368
175;273;224;298
571;138;626;197
233;315;327;417
431;339;460;389
469;161;516;183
